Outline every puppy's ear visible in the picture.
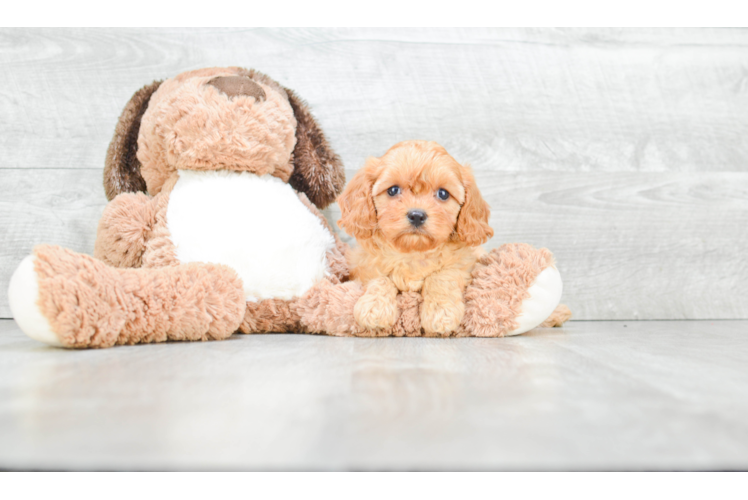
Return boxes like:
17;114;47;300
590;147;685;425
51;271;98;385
337;158;380;240
284;87;345;210
455;165;494;246
103;80;163;201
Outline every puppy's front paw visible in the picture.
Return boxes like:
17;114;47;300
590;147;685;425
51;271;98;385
420;298;464;335
354;293;399;330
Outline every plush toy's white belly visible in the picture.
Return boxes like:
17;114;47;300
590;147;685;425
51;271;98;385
167;170;335;302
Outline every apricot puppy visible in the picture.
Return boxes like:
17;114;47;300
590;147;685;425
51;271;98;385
338;140;493;334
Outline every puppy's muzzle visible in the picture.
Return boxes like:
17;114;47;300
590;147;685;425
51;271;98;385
407;209;428;228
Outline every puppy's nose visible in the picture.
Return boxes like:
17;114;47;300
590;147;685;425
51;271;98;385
407;209;428;227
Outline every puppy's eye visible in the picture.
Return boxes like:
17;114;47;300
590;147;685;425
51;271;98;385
387;186;401;196
437;188;450;201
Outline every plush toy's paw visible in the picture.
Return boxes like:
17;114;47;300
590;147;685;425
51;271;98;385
507;265;563;336
354;292;399;330
420;297;464;335
7;255;62;347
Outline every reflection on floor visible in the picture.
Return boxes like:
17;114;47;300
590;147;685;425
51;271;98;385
0;319;746;471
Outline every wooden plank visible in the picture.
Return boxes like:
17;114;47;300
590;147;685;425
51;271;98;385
1;28;747;173
473;170;748;321
0;169;107;317
1;319;747;470
2;168;746;320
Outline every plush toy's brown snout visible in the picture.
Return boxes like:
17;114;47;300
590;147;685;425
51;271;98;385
207;76;266;101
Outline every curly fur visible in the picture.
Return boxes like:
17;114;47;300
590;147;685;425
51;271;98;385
94;170;348;338
141;175;180;269
337;141;493;335
460;243;555;337
10;67;572;348
299;140;571;338
295;243;564;337
103;67;344;210
94;192;157;268
33;245;246;348
136;67;298;195
240;298;302;334
17;67;350;348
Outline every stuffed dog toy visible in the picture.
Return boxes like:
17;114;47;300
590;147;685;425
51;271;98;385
8;67;570;348
8;67;349;348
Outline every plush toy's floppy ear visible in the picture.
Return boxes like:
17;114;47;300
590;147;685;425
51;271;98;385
337;158;380;240
455;165;494;246
284;87;345;210
103;80;163;201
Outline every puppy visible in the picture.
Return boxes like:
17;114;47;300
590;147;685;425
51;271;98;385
337;140;493;335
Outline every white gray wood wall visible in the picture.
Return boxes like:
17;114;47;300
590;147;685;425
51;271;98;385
1;28;746;320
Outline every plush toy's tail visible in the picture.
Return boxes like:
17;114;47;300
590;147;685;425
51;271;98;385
8;245;246;348
541;304;573;327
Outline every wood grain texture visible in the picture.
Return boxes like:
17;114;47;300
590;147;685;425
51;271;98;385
1;28;747;172
0;169;107;317
1;319;747;470
1;28;747;319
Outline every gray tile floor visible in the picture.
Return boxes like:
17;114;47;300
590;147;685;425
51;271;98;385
0;319;746;471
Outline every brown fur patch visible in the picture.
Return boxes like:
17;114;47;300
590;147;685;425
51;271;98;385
296;243;569;337
104;67;344;210
390;292;424;337
285;87;345;209
136;71;297;195
459;243;555;337
338;141;492;335
239;298;302;334
33;245;245;349
104;80;162;201
234;67;289;97
94;192;157;268
326;238;351;284
141;175;180;268
293;279;365;336
208;76;266;101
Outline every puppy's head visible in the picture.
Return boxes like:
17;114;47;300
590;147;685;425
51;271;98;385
338;140;493;252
